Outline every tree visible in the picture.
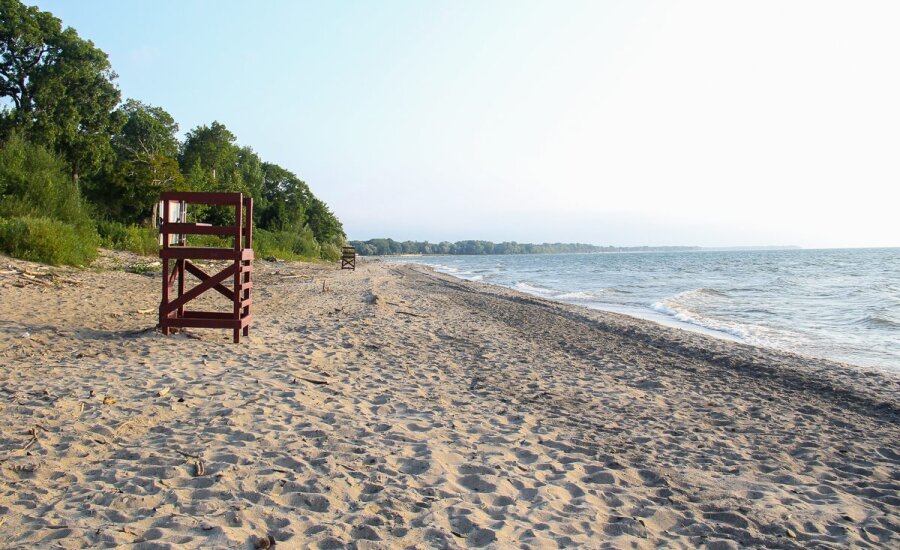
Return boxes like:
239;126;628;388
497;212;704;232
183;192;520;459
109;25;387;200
235;145;264;199
179;121;238;185
0;0;121;182
258;163;312;231
305;197;344;245
0;0;59;122
85;100;183;223
95;153;184;223
112;99;179;160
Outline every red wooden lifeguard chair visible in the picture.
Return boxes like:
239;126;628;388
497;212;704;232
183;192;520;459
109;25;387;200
158;192;253;343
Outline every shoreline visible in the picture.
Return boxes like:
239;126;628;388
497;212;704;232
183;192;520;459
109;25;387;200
1;254;898;548
400;262;900;417
390;255;899;374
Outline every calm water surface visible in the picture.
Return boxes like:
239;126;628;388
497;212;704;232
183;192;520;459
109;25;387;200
394;248;900;371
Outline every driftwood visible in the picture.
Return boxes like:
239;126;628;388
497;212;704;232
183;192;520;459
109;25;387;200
22;427;38;451
7;268;81;287
396;310;426;318
175;449;201;459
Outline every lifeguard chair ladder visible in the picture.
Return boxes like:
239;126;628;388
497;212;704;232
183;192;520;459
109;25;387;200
159;192;253;343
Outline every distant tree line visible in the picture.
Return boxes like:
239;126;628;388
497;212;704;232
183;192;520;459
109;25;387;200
350;239;700;256
0;0;344;264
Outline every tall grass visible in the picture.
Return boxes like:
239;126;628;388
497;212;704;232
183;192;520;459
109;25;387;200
252;228;322;261
0;216;98;266
97;221;159;256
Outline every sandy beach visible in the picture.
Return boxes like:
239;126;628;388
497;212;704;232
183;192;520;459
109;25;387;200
0;253;898;549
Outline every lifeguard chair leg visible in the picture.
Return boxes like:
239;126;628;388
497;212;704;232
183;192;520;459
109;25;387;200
177;259;185;318
160;257;171;335
242;261;251;337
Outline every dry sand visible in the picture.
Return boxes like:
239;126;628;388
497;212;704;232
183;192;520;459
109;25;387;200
0;252;898;549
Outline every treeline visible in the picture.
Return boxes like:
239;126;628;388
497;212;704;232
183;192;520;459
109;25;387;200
350;239;700;256
0;0;344;265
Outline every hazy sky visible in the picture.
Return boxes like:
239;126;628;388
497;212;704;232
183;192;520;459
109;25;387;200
32;1;900;247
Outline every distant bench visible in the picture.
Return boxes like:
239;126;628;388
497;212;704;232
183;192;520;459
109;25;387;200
341;246;356;270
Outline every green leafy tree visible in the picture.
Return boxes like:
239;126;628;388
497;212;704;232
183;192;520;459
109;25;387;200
179;121;239;186
305;196;344;245
179;121;244;225
258;163;312;231
112;99;179;159
0;0;64;126
86;99;183;222
0;0;121;183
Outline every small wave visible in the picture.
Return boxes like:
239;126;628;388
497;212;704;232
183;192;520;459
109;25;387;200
513;282;557;296
556;291;600;301
650;300;750;340
514;284;622;303
657;288;731;309
852;315;900;330
602;287;632;295
687;287;730;298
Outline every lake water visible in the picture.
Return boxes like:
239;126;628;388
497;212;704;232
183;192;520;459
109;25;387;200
393;248;900;371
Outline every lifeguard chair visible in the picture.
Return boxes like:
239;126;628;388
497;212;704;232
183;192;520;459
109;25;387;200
341;246;356;270
159;192;253;343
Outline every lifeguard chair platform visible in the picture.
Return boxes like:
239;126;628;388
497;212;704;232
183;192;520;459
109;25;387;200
158;192;253;343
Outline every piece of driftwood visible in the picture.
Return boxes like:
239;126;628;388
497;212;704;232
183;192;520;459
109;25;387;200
396;310;426;318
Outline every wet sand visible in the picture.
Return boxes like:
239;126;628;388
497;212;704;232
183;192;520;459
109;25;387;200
0;253;898;548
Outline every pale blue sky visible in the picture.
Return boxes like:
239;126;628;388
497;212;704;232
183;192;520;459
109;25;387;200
31;1;900;247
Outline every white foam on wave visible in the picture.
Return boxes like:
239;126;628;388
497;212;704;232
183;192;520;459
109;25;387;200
650;300;749;340
430;263;459;274
429;263;485;281
555;291;598;301
514;284;620;304
513;281;557;296
650;290;767;343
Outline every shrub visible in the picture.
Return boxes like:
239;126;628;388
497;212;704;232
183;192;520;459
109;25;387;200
0;216;98;266
188;234;232;248
97;221;159;256
253;228;321;261
0;135;93;227
320;242;341;262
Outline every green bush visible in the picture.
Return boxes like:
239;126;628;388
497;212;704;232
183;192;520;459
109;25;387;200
188;234;232;248
0;216;98;266
97;221;159;256
0;136;100;266
0;135;94;227
320;242;341;262
253;228;321;261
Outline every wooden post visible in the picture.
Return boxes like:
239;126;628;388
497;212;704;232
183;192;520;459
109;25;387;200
160;199;171;335
177;259;185;318
233;194;243;344
242;197;253;338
